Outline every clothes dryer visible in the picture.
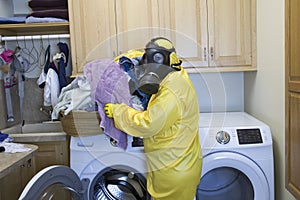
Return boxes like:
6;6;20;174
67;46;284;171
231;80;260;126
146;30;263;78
197;112;274;200
19;134;151;200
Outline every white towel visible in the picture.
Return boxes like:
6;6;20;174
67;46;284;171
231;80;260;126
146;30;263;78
0;142;31;153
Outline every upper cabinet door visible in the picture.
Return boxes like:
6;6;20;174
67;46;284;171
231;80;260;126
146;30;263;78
115;0;160;54
156;0;207;69
207;0;254;68
157;0;256;72
69;0;117;75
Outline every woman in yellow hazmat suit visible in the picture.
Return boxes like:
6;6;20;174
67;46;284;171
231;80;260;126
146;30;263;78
105;37;202;200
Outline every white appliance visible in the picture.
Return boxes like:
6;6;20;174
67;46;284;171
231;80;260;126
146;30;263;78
19;112;274;200
196;112;274;200
19;134;151;200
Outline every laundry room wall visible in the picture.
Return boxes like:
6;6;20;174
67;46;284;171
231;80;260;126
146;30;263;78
244;0;296;199
0;0;13;17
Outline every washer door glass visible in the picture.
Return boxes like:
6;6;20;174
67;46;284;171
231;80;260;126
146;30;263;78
19;165;83;200
90;165;151;200
197;167;254;200
198;152;270;200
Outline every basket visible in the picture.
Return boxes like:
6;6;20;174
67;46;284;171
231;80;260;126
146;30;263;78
59;110;103;137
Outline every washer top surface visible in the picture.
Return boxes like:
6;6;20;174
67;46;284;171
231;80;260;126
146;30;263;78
199;112;273;150
199;112;268;128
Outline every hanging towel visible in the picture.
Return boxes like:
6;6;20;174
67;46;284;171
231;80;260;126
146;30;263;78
85;59;131;150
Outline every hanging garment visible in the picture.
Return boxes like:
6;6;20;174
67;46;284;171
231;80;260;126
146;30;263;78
110;68;202;200
86;59;131;150
37;45;51;88
1;50;15;122
56;42;69;91
43;63;60;107
11;49;31;126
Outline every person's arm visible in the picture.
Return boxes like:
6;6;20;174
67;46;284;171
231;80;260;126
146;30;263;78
111;87;180;138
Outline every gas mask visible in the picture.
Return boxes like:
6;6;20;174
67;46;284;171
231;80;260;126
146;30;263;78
128;37;182;96
129;62;175;95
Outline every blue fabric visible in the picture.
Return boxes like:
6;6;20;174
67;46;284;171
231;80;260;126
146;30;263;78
0;17;26;24
57;42;69;91
119;56;151;110
0;132;8;142
58;57;67;91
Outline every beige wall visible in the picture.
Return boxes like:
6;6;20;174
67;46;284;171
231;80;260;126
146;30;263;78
244;0;295;199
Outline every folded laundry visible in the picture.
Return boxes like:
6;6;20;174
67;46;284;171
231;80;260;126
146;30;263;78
27;9;69;20
0;17;26;24
28;0;68;8
26;16;68;23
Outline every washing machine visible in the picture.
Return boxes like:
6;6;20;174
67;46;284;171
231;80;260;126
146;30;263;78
19;111;274;200
19;133;151;200
196;112;274;200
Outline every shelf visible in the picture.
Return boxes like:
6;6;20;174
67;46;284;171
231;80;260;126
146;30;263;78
0;22;69;36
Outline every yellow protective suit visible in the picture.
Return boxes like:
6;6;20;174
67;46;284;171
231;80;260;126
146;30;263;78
110;67;202;200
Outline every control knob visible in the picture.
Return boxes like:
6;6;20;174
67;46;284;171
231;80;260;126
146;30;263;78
216;131;230;144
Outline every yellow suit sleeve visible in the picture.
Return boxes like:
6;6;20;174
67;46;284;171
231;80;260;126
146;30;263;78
111;86;180;138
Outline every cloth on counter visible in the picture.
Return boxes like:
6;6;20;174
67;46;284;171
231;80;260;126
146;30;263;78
26;16;68;23
0;132;8;142
27;9;69;20
28;0;68;9
0;142;31;153
94;61;132;150
52;76;96;120
0;17;26;24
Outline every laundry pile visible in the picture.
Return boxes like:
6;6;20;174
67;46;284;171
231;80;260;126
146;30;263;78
26;0;68;23
53;50;145;150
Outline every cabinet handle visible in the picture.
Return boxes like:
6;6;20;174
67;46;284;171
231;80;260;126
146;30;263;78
204;47;207;61
27;159;32;168
210;47;214;61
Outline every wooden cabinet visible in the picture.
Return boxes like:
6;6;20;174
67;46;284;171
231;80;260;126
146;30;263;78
285;0;300;199
22;140;70;172
0;0;257;75
0;149;36;200
158;0;256;72
68;0;160;75
69;0;256;75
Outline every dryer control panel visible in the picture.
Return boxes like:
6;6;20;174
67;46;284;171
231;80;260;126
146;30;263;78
237;128;263;144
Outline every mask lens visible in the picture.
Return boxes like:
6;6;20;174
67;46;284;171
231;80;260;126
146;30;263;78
153;53;164;64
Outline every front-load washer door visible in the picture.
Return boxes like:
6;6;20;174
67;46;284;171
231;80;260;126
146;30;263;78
19;165;84;200
197;152;270;200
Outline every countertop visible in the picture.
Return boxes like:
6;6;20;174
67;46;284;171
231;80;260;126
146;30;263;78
9;132;67;142
0;144;38;179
